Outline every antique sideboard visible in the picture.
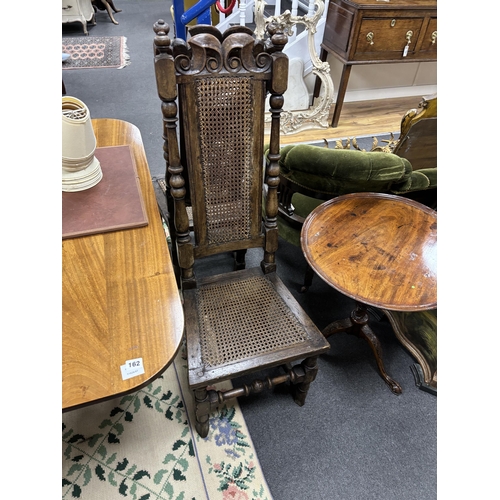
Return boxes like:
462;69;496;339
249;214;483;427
62;0;95;35
313;0;437;127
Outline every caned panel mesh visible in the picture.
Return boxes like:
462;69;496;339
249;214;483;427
196;275;310;367
195;76;255;245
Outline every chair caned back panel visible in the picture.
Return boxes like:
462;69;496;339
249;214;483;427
179;73;268;253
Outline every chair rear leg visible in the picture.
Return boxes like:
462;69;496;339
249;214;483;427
293;356;319;406
234;249;247;270
107;0;122;12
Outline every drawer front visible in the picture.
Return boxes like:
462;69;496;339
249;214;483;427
354;17;425;61
322;1;354;57
62;0;94;20
419;17;437;55
62;3;81;16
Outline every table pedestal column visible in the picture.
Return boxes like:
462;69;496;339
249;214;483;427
322;302;403;395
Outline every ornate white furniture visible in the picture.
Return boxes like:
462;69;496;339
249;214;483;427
256;0;335;134
62;0;95;35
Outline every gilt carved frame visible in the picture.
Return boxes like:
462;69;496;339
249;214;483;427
255;0;334;133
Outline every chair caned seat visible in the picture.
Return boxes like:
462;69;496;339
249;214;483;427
185;267;328;388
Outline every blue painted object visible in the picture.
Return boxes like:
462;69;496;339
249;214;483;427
172;0;216;40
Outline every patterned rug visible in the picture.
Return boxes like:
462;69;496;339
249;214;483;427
62;344;272;500
62;36;130;70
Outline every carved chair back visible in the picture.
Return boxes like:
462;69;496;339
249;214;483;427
153;22;289;288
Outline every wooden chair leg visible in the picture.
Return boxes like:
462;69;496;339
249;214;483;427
62;79;66;95
194;387;211;438
293;356;319;406
97;0;120;24
234;249;247;270
107;0;122;13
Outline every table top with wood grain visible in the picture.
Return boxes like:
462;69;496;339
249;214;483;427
301;192;437;311
62;118;184;411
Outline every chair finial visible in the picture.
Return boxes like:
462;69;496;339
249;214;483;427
153;19;171;54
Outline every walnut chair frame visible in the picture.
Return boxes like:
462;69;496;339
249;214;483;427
153;21;330;437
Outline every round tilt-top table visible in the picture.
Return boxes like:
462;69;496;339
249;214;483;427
301;192;437;394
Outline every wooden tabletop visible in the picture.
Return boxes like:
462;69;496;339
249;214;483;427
301;192;437;311
62;118;184;411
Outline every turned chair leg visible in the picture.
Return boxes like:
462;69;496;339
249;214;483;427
194;387;211;438
293;356;319;406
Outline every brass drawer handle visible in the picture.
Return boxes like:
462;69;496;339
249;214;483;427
402;30;413;57
431;31;437;44
366;32;374;45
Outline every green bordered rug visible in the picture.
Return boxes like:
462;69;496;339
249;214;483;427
62;345;272;499
62;36;130;70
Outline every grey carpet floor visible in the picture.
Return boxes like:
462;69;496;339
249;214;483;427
63;2;437;498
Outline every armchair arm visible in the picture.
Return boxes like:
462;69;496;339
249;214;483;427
390;167;437;194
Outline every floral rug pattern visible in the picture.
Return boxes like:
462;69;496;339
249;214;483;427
62;347;272;499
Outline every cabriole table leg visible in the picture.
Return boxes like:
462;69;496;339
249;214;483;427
322;302;402;395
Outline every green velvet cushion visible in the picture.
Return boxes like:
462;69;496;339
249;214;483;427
277;217;302;248
279;145;413;195
420;168;437;188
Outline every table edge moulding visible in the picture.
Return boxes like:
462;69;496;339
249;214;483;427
62;118;184;412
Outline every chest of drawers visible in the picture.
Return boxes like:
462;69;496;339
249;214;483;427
315;0;437;127
62;0;95;35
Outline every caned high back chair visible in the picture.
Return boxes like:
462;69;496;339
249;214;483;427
153;21;330;437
